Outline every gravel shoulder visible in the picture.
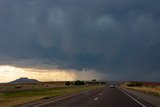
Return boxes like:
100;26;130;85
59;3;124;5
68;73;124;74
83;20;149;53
121;87;160;107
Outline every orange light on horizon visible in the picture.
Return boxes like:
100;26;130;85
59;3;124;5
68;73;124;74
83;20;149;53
0;65;76;83
0;65;106;83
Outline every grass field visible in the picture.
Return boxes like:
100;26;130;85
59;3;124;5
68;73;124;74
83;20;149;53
122;82;160;97
0;85;103;107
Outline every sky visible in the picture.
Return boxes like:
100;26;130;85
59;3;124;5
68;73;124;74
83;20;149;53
0;0;160;82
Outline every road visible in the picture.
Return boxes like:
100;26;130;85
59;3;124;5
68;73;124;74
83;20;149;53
37;86;155;107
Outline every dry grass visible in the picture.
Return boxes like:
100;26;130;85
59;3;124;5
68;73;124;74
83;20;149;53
0;96;44;107
0;85;102;107
122;85;160;96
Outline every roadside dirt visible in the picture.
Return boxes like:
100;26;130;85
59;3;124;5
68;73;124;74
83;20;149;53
121;87;160;107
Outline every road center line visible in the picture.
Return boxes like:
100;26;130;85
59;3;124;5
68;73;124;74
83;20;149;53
120;89;146;107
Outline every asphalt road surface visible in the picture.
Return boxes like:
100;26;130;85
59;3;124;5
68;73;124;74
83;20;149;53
38;86;155;107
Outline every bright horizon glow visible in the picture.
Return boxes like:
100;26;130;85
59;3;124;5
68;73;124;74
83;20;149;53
0;65;106;83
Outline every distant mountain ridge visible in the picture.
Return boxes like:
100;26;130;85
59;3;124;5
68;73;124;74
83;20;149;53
9;77;39;84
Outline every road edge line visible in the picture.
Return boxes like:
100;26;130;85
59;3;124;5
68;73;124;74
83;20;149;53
120;89;146;107
34;92;82;107
34;87;103;107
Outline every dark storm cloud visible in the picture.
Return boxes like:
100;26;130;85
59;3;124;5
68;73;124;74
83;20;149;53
0;0;160;81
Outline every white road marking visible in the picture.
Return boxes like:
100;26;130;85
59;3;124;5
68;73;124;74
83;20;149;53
35;92;82;107
94;98;98;100
120;90;146;107
35;88;100;107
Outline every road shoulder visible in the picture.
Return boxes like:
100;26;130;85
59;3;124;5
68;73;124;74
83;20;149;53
120;87;160;107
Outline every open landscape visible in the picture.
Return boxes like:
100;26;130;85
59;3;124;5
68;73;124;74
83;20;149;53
0;0;160;107
0;79;159;107
0;78;106;107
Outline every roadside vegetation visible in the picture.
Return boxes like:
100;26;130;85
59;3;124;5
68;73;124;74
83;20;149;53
0;82;104;107
122;81;160;97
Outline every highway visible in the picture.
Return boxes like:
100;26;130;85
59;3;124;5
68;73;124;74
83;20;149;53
38;86;155;107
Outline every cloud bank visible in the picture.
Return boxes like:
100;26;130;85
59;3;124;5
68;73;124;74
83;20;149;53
0;0;160;81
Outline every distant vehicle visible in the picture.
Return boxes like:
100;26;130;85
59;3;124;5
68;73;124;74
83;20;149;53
15;84;22;89
110;84;115;88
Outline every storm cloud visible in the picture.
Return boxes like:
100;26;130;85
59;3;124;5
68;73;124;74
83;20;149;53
0;0;160;81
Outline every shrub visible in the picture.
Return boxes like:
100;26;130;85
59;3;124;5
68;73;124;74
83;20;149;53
127;82;143;87
65;81;71;85
74;80;85;85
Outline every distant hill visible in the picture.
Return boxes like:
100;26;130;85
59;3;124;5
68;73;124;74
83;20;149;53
9;77;39;84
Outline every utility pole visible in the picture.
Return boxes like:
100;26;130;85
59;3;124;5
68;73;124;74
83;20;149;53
72;76;74;81
65;76;66;81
